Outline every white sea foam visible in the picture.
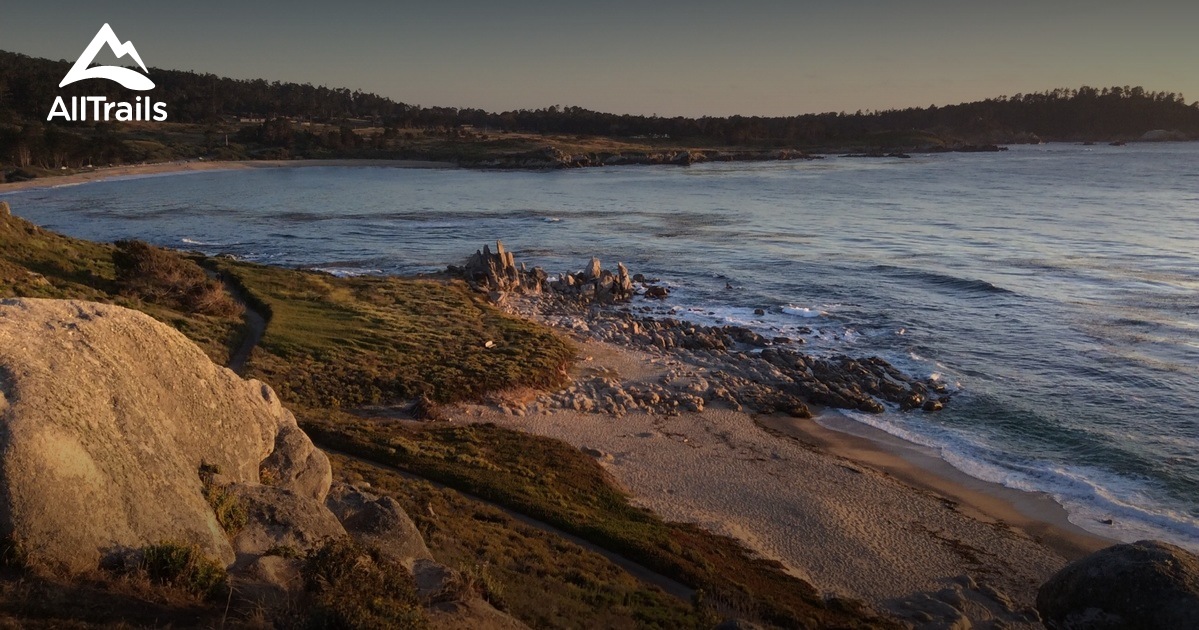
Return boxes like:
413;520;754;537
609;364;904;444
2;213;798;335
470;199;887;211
308;266;382;278
782;305;822;318
839;408;1199;552
181;237;221;246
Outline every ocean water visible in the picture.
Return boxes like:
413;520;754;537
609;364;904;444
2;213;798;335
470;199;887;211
6;143;1198;549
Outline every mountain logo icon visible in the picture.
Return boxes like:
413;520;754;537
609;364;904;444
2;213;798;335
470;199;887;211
59;23;155;91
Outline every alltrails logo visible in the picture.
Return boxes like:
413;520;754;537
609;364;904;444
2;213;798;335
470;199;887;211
47;23;168;122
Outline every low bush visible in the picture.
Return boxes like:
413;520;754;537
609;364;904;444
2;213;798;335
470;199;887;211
303;538;426;630
141;542;227;599
199;463;248;536
113;239;242;317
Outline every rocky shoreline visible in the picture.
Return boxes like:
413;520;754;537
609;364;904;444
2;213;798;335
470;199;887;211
458;144;1007;170
0;144;1016;190
452;244;948;420
455;245;1199;629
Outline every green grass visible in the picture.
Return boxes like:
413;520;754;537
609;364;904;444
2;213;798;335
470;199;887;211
141;542;227;599
309;414;897;629
199;463;248;537
0;211;244;364
1;209;571;410
208;258;574;407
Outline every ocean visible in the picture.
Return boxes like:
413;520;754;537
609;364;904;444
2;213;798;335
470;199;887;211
6;142;1198;549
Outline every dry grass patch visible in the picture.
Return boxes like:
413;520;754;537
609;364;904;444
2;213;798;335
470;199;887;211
113;239;242;317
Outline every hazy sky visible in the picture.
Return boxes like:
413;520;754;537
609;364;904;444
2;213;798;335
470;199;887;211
3;1;1196;117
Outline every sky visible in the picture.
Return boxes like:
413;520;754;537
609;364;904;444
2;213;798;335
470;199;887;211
2;1;1197;117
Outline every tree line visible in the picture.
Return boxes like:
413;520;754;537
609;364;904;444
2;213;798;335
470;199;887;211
3;48;1198;171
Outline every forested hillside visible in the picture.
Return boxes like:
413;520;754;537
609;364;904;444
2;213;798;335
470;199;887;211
2;49;1197;173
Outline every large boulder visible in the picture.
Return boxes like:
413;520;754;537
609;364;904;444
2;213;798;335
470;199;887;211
0;298;331;573
326;482;433;570
1036;540;1199;629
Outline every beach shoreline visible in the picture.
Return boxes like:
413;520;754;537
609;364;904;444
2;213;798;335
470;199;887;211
0;158;457;193
757;410;1111;559
460;307;1115;625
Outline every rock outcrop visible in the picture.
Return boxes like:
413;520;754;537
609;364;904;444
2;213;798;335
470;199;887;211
496;304;946;418
459;241;549;297
0;298;332;573
547;258;635;303
453;242;639;305
0;297;526;627
1036;540;1199;629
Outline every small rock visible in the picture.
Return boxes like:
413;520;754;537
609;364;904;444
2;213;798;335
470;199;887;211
900;392;926;411
581;447;613;461
645;286;670;299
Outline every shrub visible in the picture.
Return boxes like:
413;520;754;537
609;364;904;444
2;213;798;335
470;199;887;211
112;240;242;317
199;463;248;536
141;542;227;599
264;544;302;559
455;560;508;611
303;538;425;630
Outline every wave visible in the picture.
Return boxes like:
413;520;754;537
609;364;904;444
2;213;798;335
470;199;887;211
782;305;822;318
871;264;1015;295
180;237;222;247
306;266;383;278
838;409;1199;552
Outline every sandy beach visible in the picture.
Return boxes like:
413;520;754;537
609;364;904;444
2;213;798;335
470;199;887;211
0;158;456;193
460;335;1113;627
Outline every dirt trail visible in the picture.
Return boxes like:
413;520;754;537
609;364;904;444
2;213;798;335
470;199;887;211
221;278;266;375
